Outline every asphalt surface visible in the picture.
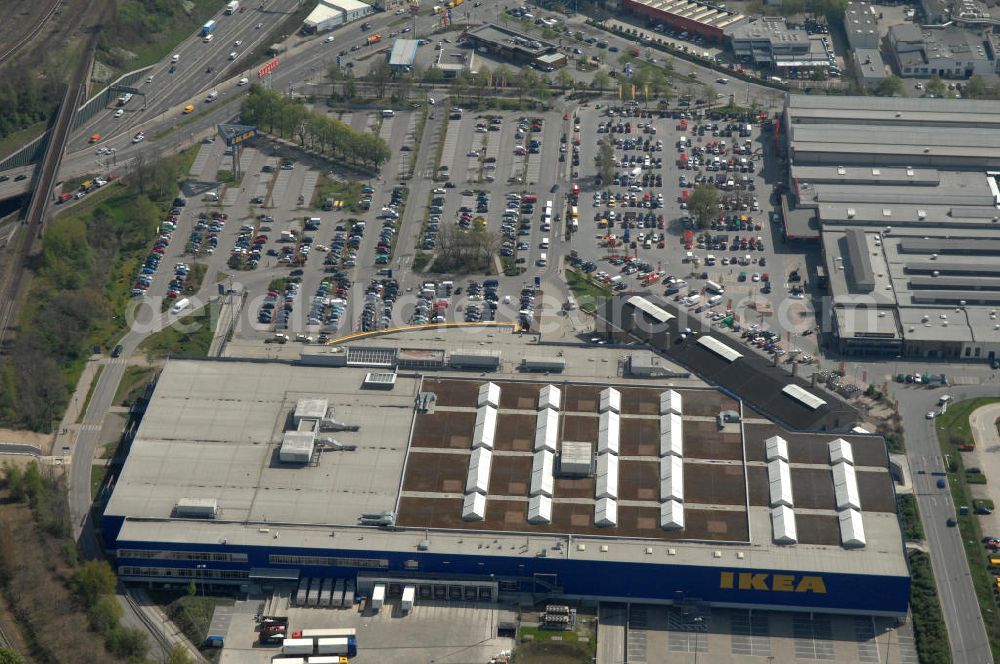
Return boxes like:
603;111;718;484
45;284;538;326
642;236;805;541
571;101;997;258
71;0;304;153
13;4;988;662
896;383;996;664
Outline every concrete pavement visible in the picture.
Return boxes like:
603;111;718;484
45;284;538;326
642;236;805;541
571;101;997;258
969;402;1000;539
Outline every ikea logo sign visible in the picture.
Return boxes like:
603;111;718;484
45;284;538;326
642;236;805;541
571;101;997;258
720;572;827;594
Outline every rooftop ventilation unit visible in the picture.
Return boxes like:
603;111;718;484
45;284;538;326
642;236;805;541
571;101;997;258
173;498;219;519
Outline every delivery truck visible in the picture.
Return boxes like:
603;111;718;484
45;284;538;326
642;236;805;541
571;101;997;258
225;1;239;14
316;637;357;657
401;585;415;613
282;638;315;655
202;20;217;37
371;583;386;611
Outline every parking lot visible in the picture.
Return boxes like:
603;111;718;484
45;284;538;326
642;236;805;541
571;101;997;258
565;102;821;360
219;599;512;664
613;604;919;664
133;93;823;357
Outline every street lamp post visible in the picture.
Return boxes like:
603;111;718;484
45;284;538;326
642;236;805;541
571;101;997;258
196;563;208;596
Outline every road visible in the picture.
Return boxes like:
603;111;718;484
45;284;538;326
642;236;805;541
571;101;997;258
71;0;304;153
896;383;997;664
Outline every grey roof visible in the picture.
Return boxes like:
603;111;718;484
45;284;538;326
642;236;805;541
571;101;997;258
466;23;555;57
845;228;876;292
792;164;939;186
107;358;908;580
899;237;1000;254
388;39;418;67
785;94;1000;130
889;23;923;43
727;17;809;46
825;225;1000;343
105;361;417;525
854;48;887;80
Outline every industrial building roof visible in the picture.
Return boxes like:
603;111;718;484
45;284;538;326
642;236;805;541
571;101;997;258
598;296;858;432
824;224;1000;342
326;0;371;11
853;48;887;80
466;24;555;58
388;39;418;68
109;360;906;579
304;4;342;28
626;0;746;29
726;17;809;46
105;361;417;526
785;95;1000;130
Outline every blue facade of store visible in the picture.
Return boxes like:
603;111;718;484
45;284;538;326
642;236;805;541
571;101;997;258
108;519;910;616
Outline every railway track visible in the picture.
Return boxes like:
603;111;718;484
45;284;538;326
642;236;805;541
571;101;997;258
123;591;174;656
0;35;91;346
0;618;12;649
0;0;63;67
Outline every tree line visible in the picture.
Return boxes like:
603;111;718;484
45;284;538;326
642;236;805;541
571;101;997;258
0;463;194;664
240;85;391;171
0;152;184;432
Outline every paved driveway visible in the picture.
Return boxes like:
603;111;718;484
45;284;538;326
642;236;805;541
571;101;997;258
968;402;1000;537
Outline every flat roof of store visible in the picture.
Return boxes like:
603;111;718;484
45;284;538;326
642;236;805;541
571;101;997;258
105;361;417;525
388;39;418;67
598;296;858;432
785;95;1000;129
108;360;905;578
466;24;555;57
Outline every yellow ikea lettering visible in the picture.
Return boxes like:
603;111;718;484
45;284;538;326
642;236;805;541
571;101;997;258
738;573;769;591
719;572;827;594
771;574;796;592
795;576;827;593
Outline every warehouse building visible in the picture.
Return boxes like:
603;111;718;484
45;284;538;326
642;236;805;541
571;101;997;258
823;225;1000;359
103;359;909;617
781;95;1000;359
888;24;998;79
302;0;373;33
783;95;1000;169
844;2;880;50
624;0;747;43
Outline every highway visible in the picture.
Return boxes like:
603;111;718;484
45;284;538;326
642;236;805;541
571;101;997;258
896;383;996;663
71;0;305;152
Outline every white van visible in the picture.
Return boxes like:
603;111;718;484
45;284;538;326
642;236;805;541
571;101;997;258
540;237;550;249
705;280;724;294
708;294;723;306
537;253;548;267
171;298;191;315
382;109;395;118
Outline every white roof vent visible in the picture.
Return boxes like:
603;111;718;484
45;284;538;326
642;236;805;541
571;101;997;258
847;208;855;218
882;209;892;217
917;210;926;220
